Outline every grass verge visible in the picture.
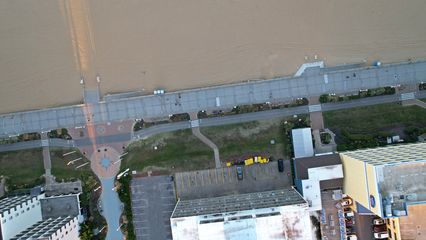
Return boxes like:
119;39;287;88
324;103;426;150
121;129;214;173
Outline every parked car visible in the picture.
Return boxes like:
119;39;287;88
344;211;354;218
342;198;353;206
372;218;385;225
277;159;284;172
345;218;355;225
343;207;352;212
236;166;243;180
374;232;389;239
373;224;387;233
347;234;357;240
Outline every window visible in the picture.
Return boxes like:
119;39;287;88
32;205;35;208
21;210;24;213
2;219;6;223
27;207;30;211
9;216;12;220
394;233;398;240
392;220;395;229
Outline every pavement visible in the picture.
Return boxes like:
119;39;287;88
131;176;176;240
189;113;221;168
1;60;426;137
41;132;53;184
174;161;292;200
1;91;425;153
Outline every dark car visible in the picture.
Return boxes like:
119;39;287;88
236;166;243;180
278;159;284;172
373;224;387;233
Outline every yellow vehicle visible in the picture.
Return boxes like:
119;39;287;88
244;158;254;166
258;157;269;164
226;162;232;167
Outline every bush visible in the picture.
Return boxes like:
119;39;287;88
118;175;136;240
319;94;330;103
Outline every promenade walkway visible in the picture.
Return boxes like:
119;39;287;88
1;61;426;138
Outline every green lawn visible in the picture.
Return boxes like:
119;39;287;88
0;148;94;189
0;149;45;188
324;103;426;150
200;119;290;162
121;129;214;173
50;148;92;181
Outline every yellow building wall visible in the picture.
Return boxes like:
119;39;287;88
340;154;370;209
366;164;381;216
386;218;401;240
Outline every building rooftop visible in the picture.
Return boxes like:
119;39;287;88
0;194;39;215
41;194;80;220
292;128;314;158
10;216;75;240
294;153;341;179
171;188;306;218
341;142;426;166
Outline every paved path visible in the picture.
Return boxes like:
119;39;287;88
402;99;426;109
41;132;54;184
1;91;426;153
189;113;221;168
1;61;426;137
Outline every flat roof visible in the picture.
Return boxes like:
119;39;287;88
341;142;426;166
292;128;314;158
10;216;75;239
171;188;306;218
294;153;341;179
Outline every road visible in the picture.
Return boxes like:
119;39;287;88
1;60;425;137
0;91;425;153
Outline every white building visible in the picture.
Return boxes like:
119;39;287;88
293;154;344;211
10;216;79;240
170;188;313;240
291;128;314;158
0;194;45;240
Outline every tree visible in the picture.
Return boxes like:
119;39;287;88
79;221;94;240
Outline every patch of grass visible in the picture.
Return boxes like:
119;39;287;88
0;149;45;188
121;129;214;173
50;148;92;181
201;117;309;161
324;103;426;150
421;98;426;102
201;119;286;161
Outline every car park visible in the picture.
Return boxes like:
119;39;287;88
374;232;389;239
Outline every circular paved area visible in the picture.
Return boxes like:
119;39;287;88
90;146;121;178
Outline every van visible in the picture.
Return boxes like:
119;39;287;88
278;159;284;172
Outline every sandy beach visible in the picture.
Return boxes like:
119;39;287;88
1;0;426;113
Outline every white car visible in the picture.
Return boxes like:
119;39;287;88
347;234;357;240
373;218;385;225
374;232;389;239
344;211;354;218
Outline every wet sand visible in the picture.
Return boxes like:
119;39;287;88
1;0;426;113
